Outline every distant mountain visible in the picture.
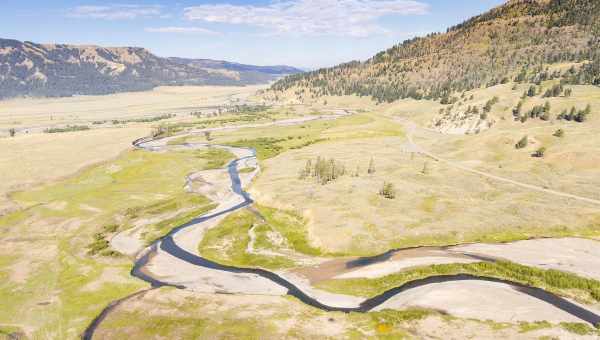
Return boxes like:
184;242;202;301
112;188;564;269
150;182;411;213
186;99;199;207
0;38;303;99
271;0;600;103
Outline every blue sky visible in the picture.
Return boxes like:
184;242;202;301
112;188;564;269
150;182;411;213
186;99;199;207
1;0;506;69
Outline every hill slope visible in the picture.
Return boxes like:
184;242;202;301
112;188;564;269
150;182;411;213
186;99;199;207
0;38;302;99
271;0;600;103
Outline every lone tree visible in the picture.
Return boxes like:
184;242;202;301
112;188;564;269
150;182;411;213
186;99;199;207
379;182;396;199
9;128;16;137
421;161;429;175
515;136;528;149
564;88;573;97
553;129;564;138
367;157;376;174
532;147;546;158
204;131;212;141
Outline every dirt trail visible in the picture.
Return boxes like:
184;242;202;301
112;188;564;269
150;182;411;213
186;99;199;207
398;118;600;206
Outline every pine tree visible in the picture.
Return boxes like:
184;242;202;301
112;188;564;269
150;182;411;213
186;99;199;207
368;157;376;174
553;129;564;137
515;136;528;149
379;182;396;199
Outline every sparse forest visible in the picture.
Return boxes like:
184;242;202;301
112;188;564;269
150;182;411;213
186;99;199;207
270;0;600;103
299;157;347;185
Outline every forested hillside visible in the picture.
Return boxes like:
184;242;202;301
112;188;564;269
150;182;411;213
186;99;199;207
271;0;600;103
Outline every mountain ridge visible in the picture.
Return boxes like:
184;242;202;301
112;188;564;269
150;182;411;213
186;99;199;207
0;38;302;100
270;0;599;103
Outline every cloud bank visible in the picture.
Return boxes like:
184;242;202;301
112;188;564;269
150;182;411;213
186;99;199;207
144;26;219;35
68;5;164;20
184;0;429;37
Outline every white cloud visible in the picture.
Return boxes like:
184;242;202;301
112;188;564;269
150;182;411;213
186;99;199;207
68;4;164;20
144;26;220;35
183;0;429;37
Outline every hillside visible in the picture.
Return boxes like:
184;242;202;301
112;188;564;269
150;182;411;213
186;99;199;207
0;38;302;99
270;0;600;104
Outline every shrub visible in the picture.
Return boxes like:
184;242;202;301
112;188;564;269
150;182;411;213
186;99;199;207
553;129;564;137
368;158;376;174
379;182;396;199
532;147;546;158
44;125;90;134
9;128;15;137
515;136;528;149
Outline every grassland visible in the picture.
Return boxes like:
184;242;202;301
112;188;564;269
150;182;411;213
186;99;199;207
91;287;598;339
178;112;404;160
0;127;149;213
198;205;323;270
247;82;600;255
315;261;600;305
1;78;599;338
0;145;231;338
0;85;266;130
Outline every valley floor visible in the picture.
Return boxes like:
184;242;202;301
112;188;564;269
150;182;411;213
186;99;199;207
1;82;600;339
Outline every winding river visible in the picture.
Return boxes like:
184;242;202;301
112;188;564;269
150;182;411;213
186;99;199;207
82;114;600;339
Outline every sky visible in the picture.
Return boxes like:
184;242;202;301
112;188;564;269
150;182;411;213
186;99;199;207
1;0;506;69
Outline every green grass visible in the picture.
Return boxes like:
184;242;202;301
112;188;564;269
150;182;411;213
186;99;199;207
141;202;217;244
238;167;256;173
97;288;281;339
361;308;434;338
560;322;599;335
227;137;286;160
201;113;405;160
0;145;230;338
198;205;323;269
194;148;235;170
518;320;552;333
373;224;600;259
44;125;90;133
315;261;600;305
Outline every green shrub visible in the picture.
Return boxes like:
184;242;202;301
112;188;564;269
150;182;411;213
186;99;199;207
44;125;90;133
379;182;396;199
515;136;528;149
532;147;546;158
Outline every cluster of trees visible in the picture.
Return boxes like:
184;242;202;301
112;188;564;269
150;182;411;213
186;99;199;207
109;113;176;125
543;84;570;98
513;101;552;122
151;125;181;138
44;125;90;134
557;104;592;122
483;97;499;113
379;182;396;199
299;157;347;185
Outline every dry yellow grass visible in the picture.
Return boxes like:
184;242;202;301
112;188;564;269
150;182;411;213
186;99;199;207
0;127;149;212
0;85;266;129
249;135;600;255
249;83;600;255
